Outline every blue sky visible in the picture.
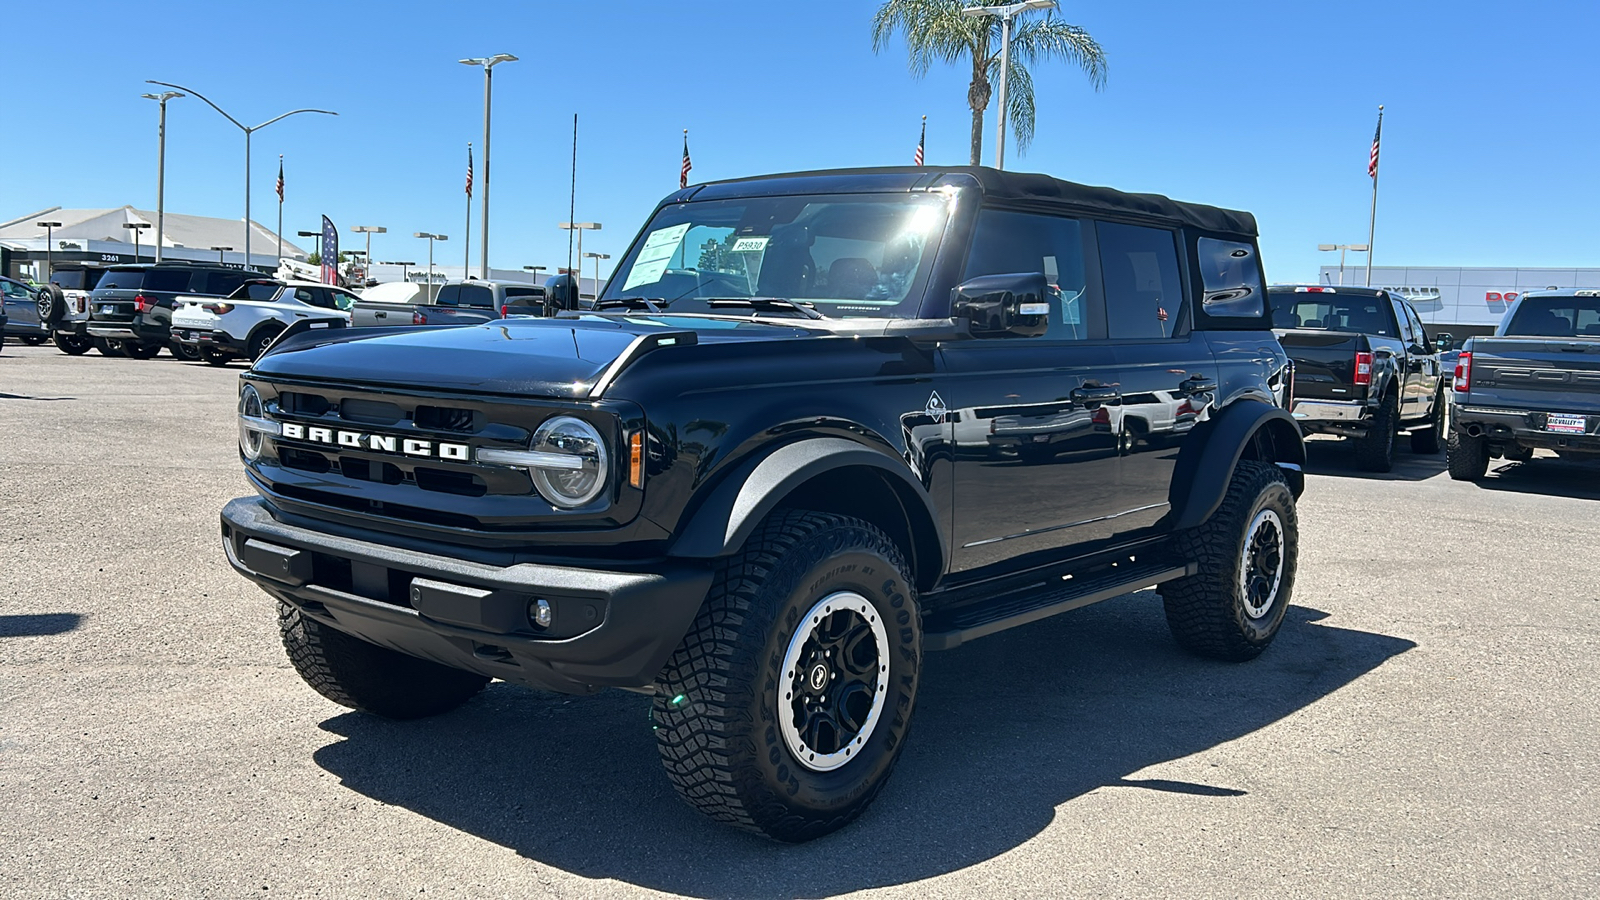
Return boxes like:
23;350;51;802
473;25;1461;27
3;0;1597;282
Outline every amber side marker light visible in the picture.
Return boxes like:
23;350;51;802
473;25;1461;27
629;431;644;488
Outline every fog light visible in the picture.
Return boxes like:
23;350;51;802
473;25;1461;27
529;598;553;630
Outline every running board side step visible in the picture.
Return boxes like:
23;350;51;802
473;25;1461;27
923;561;1195;651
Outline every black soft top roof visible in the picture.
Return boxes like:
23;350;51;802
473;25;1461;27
682;165;1257;238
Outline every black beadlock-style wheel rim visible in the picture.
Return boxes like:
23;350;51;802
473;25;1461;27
778;591;890;773
1239;509;1285;620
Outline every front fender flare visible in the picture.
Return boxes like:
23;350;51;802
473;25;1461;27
1170;401;1305;531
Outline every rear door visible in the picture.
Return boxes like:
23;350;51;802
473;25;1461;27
1389;295;1427;420
941;207;1121;579
89;267;148;324
1399;300;1440;416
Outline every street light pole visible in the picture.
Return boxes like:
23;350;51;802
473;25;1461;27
351;226;386;285
559;223;601;295
459;54;518;280
584;252;610;301
414;233;448;300
140;91;183;263
145;80;335;271
1317;243;1370;286
523;265;547;283
36;221;61;278
212;246;233;264
962;0;1057;170
123;222;151;261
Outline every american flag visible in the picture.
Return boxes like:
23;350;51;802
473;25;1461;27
465;143;474;198
1368;109;1383;178
914;116;925;166
321;215;339;286
680;130;693;189
276;156;284;202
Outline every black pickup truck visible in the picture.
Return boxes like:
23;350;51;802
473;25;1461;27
1269;285;1446;471
221;166;1303;842
1448;289;1600;479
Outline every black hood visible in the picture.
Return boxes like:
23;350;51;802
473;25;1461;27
251;315;819;398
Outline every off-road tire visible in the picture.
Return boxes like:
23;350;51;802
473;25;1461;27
170;341;201;362
1160;460;1298;662
121;340;163;360
1355;392;1398;472
36;284;65;325
52;332;92;355
277;600;489;719
652;509;922;843
248;327;281;361
1410;388;1445;454
20;335;47;346
1446;431;1489;481
94;338;125;357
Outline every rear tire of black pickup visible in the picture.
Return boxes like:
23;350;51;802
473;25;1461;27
1160;460;1298;662
652;509;921;842
1447;431;1490;481
1355;392;1398;472
1410;389;1445;455
277;600;489;719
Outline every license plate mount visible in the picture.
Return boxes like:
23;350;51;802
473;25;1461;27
1545;413;1588;434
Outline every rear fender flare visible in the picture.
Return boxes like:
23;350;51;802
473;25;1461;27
1170;401;1306;531
668;437;946;581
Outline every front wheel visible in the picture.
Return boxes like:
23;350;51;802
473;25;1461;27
93;338;125;357
121;340;163;360
1160;460;1299;661
653;509;921;842
21;335;47;346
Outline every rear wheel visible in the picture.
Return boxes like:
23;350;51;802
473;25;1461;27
201;348;232;367
52;332;92;355
1160;461;1298;662
1355;393;1398;472
20;335;47;346
278;600;488;719
121;340;163;360
248;327;281;361
1446;430;1489;481
653;509;921;842
1502;445;1534;463
1410;388;1445;454
170;341;201;362
94;338;125;357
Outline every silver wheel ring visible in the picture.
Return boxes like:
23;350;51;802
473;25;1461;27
777;590;890;773
1240;509;1285;620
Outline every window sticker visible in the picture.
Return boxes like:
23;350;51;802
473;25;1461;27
622;223;692;291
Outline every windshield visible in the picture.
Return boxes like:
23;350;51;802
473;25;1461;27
1504;296;1600;337
1270;292;1394;335
600;192;952;318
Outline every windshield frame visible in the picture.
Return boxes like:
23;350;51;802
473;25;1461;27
598;190;959;320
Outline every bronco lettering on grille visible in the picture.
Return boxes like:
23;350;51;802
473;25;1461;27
279;421;469;460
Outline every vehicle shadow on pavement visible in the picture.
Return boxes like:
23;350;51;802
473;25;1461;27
1475;458;1600;500
0;613;84;637
1302;438;1446;481
313;596;1412;897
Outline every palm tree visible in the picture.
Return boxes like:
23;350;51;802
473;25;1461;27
872;0;1106;166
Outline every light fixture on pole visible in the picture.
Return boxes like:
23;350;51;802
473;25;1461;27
36;221;62;278
122;222;152;261
583;251;610;301
145;80;336;272
211;246;233;264
559;223;601;287
1316;243;1369;286
140;91;183;263
413;233;448;300
522;265;547;283
960;0;1057;170
297;229;323;262
391;261;416;285
351;226;386;284
459;54;518;280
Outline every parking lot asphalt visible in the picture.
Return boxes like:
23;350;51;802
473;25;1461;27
2;343;1598;899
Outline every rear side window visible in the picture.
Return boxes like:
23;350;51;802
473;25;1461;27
1196;237;1264;318
964;209;1092;340
96;268;145;290
231;282;282;301
143;269;193;292
204;271;248;296
1099;222;1184;339
50;270;87;290
1504;295;1600;337
1391;299;1415;343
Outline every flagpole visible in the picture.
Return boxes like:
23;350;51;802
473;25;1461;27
465;142;472;279
1366;105;1383;287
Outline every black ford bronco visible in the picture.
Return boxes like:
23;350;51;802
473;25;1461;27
221;167;1304;842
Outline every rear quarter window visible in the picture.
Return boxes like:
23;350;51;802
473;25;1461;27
96;269;145;290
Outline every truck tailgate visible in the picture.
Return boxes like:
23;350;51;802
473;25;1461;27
1274;329;1369;401
1465;337;1600;415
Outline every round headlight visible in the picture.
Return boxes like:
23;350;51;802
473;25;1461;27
239;385;265;460
530;416;609;508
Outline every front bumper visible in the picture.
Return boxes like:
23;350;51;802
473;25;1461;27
1290;399;1371;436
1453;405;1600;454
221;496;713;694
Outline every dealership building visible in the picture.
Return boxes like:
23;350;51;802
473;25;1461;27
1318;264;1600;338
0;206;307;279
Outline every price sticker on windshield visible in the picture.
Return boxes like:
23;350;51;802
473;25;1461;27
730;237;769;253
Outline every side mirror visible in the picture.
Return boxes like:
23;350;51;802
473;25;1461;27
951;272;1049;338
544;274;579;312
1434;332;1454;352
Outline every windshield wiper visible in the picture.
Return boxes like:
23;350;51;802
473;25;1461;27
704;297;826;319
595;297;666;313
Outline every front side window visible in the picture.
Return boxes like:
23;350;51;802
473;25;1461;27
964;209;1091;340
1099;222;1184;339
1197;237;1264;318
601;192;951;318
2;280;31;298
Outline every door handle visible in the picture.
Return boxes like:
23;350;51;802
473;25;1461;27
374;311;387;318
1179;375;1217;396
1071;385;1119;405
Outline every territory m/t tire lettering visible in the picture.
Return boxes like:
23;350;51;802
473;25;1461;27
1160;460;1298;662
277;600;489;719
652;509;921;842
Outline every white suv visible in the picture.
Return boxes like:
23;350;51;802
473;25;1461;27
172;279;357;365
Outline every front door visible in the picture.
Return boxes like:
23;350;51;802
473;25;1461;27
942;208;1122;579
